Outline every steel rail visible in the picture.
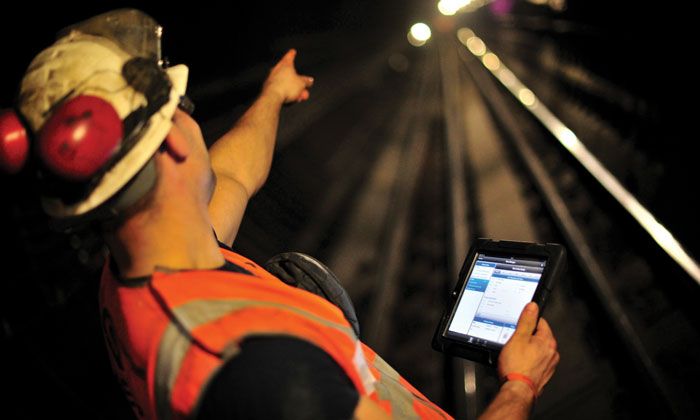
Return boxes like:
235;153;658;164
456;32;683;418
438;38;478;420
455;28;700;286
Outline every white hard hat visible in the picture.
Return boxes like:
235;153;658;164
17;9;189;219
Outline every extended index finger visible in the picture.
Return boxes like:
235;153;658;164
272;49;296;71
283;49;297;64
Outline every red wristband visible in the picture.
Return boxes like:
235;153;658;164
502;373;538;401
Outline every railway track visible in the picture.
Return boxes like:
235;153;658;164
220;27;700;419
245;29;700;419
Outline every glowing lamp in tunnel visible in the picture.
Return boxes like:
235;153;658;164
457;28;475;45
557;128;579;151
466;36;486;56
518;88;536;107
482;52;501;70
408;23;432;47
438;0;472;16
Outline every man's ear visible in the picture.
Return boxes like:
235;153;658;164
162;121;189;162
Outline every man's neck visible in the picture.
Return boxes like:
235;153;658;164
107;203;226;278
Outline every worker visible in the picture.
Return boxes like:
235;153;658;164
0;8;558;419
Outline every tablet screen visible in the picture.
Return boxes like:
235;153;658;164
446;253;546;348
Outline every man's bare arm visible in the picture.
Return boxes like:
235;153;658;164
478;302;560;420
350;303;558;420
208;49;313;245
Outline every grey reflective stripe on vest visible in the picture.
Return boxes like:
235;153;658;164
153;298;357;419
372;354;449;419
154;321;191;420
171;299;355;339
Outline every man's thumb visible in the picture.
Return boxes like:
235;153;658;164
512;302;539;340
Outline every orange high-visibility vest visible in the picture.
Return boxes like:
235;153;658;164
99;247;453;420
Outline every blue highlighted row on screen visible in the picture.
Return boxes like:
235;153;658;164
475;261;497;268
466;278;489;292
491;273;539;282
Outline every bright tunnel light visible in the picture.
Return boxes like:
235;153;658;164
408;23;432;47
517;88;536;107
466;36;486;56
457;28;475;45
438;0;472;16
482;52;501;70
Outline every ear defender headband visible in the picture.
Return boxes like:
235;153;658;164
1;9;189;222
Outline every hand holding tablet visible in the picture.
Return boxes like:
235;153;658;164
433;239;566;365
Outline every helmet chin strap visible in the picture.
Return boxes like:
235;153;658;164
47;157;157;231
106;156;157;216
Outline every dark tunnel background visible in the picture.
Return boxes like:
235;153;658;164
2;1;699;418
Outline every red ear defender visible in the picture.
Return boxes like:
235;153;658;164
37;95;123;181
0;109;29;174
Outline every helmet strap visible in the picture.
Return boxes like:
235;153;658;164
47;157;157;232
107;156;157;216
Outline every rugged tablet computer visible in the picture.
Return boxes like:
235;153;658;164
433;239;566;365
